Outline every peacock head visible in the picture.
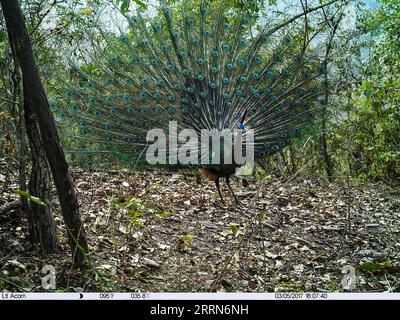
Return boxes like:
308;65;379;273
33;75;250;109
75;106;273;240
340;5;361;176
239;110;248;133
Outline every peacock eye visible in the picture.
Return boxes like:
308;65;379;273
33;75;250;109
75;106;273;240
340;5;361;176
200;7;208;15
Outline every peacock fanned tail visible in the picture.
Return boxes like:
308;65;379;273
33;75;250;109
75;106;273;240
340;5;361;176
51;0;327;167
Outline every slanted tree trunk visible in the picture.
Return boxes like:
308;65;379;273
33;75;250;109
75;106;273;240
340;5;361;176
9;58;57;253
24;88;57;253
1;0;88;267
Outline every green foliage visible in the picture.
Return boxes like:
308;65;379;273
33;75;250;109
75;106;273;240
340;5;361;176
335;0;400;180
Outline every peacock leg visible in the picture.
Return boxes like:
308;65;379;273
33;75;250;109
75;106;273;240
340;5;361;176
215;178;225;205
226;176;243;207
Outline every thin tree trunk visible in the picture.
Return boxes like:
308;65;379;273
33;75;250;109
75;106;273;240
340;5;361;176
277;151;287;177
288;145;297;174
319;11;343;182
24;88;57;253
1;0;88;267
321;59;334;180
10;60;29;216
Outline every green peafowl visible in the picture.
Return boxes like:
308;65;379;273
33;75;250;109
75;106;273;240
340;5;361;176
51;0;330;206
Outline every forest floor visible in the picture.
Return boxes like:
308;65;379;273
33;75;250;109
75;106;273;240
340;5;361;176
1;169;400;292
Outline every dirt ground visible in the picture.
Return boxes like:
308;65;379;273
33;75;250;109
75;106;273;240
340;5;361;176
1;169;400;292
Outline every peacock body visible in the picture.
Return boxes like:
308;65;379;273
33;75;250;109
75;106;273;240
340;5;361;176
51;0;328;204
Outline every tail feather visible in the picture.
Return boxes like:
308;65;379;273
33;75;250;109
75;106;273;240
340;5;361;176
50;0;334;166
199;167;218;182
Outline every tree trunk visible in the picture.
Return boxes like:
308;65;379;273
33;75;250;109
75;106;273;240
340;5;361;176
288;145;297;174
9;58;29;217
321;60;334;181
24;88;57;253
319;14;343;182
277;151;287;177
1;0;88;267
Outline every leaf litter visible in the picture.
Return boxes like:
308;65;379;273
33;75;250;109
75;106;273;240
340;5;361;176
1;169;399;292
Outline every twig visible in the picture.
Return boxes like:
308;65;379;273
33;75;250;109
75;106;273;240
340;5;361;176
210;208;259;292
293;236;314;248
0;96;20;105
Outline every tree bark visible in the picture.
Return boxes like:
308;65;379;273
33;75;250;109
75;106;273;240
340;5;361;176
9;57;29;217
24;88;58;253
321;58;334;180
1;0;88;267
288;145;297;174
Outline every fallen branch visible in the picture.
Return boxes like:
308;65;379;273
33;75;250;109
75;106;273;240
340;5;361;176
0;200;20;215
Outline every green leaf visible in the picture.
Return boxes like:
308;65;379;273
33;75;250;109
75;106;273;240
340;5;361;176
231;224;239;236
361;80;368;91
81;8;91;16
12;190;46;206
359;261;400;273
177;234;194;241
120;0;130;14
257;210;265;223
117;0;147;15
